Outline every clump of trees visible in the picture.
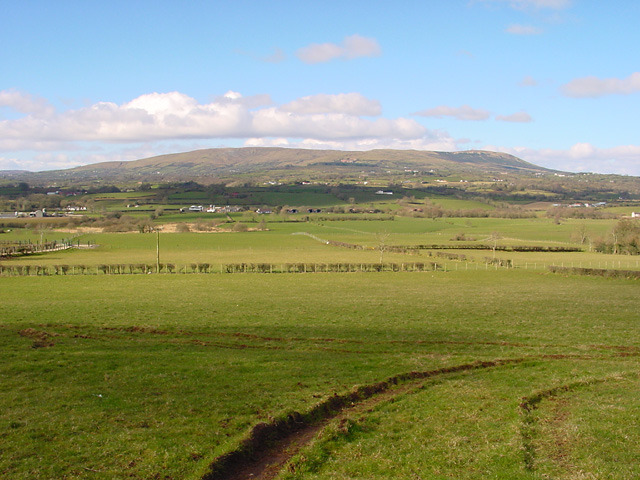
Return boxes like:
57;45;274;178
398;205;535;219
593;218;640;255
546;207;617;220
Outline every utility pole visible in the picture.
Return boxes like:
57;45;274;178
156;228;160;274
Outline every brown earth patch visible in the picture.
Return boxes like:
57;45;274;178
19;328;60;348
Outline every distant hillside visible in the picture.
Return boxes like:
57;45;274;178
1;147;555;186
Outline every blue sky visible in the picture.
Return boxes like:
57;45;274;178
2;0;640;175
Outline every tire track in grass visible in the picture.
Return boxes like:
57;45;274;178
518;373;630;472
199;358;527;480
25;324;640;356
201;353;624;480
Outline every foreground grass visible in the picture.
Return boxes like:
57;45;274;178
282;360;638;480
1;270;638;479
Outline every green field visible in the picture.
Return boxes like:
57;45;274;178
1;216;638;479
3;216;637;272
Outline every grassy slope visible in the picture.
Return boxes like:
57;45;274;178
70;148;546;174
14;147;550;185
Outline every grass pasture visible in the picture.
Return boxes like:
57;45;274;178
0;216;639;479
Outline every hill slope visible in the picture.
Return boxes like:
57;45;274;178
2;147;554;185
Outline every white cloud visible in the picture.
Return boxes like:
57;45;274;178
506;24;543;35
0;89;55;117
0;153;85;172
250;108;425;140
0;90;436;165
457;50;475;59
296;34;381;64
518;0;571;8
496;111;533;122
485;143;640;175
280;93;381;116
243;131;458;153
476;0;571;10
263;48;285;63
342;35;381;59
413;105;491;121
519;75;538;87
0;156;24;170
561;72;640;98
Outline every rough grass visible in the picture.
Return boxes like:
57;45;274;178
0;269;638;479
282;361;639;480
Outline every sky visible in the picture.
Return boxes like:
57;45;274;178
2;0;640;176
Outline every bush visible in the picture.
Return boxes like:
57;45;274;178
549;266;640;279
232;222;248;232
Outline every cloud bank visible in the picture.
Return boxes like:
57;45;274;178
1;89;459;171
0;90;425;150
486;143;640;175
2;89;639;176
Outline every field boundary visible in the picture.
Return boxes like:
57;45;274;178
0;261;442;276
293;231;583;254
548;265;640;279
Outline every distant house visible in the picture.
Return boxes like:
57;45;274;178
375;190;393;195
221;206;243;213
256;208;273;214
188;205;203;212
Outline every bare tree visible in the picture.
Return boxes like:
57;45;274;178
573;224;589;245
376;230;391;264
489;231;502;258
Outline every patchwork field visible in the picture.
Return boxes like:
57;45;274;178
1;216;638;479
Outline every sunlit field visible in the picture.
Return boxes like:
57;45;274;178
1;216;638;479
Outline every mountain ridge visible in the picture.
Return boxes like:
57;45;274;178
1;147;557;185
